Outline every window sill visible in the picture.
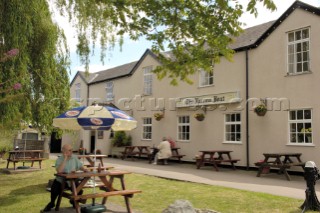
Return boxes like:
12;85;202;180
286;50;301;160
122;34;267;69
285;71;312;77
286;143;315;147
222;141;242;145
198;84;214;88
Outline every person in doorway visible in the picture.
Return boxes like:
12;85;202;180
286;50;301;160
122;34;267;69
153;137;172;165
41;144;87;212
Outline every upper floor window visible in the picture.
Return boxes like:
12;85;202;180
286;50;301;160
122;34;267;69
75;83;81;102
287;28;310;74
143;66;153;95
142;117;152;140
199;69;214;87
224;113;241;142
105;81;114;101
289;109;312;144
177;116;190;141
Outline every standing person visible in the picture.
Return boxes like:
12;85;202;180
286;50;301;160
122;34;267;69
153;137;172;165
41;144;87;212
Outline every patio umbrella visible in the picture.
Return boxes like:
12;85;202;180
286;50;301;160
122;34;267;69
52;105;137;200
53;105;137;132
53;104;137;168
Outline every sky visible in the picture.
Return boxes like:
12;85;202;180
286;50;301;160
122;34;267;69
51;0;320;81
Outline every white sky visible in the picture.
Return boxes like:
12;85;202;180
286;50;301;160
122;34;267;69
51;0;320;80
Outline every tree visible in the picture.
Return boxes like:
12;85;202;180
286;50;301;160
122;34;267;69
54;0;276;85
0;0;70;133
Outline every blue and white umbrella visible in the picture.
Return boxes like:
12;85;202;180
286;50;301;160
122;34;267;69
53;105;137;131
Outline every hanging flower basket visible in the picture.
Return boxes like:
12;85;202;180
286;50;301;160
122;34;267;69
154;113;164;121
254;104;267;116
194;113;205;121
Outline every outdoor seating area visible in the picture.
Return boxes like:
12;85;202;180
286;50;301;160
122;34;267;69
195;150;240;171
256;152;305;181
6;150;46;170
119;145;186;163
54;170;141;213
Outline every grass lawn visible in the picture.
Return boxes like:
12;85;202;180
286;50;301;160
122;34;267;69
0;159;314;213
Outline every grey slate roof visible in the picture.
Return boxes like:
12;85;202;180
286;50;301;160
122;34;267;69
229;20;276;50
71;1;320;85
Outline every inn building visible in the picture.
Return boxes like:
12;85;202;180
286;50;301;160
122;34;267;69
62;1;320;168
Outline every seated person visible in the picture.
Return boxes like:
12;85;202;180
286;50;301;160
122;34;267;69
167;137;176;148
41;144;87;212
153;137;172;165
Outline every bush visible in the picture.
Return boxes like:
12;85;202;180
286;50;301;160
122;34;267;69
111;131;132;147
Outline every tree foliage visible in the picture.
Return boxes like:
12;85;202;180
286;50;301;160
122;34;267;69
0;0;70;133
54;0;276;85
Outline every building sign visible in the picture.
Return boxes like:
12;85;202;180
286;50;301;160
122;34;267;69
176;91;241;108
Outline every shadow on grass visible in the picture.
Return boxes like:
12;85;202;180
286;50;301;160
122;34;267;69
0;183;48;207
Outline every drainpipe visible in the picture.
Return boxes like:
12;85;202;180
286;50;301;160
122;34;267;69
86;84;90;106
245;49;250;170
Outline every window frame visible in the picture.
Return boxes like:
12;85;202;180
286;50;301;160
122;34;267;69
75;83;81;102
287;27;310;75
288;109;313;144
224;113;242;143
199;69;214;87
142;117;152;140
143;66;153;95
105;81;114;101
177;116;190;142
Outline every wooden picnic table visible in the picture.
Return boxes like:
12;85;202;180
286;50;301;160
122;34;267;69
256;152;305;181
55;170;141;213
76;154;107;167
196;150;240;171
148;147;185;163
120;146;150;160
6;150;46;170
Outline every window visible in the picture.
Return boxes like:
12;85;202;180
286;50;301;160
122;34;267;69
75;83;81;102
199;69;214;87
105;81;114;101
178;116;190;141
289;109;312;143
142;118;152;140
287;28;310;74
143;66;153;95
225;113;241;142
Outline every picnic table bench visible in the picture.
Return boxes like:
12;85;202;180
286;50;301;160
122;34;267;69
148;147;185;163
55;170;141;213
6;150;46;170
196;150;240;171
256;152;305;181
121;146;150;160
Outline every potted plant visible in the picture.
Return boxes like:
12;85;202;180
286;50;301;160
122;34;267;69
111;131;132;157
154;112;164;121
194;113;205;121
254;104;267;116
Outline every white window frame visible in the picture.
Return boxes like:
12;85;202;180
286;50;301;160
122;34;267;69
143;66;153;95
224;113;241;143
75;83;81;102
199;69;214;87
177;116;190;141
287;27;310;74
142;117;152;140
288;109;312;144
105;81;114;101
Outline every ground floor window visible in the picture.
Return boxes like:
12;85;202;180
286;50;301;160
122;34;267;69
178;116;190;141
224;113;241;142
142;117;152;140
289;109;312;143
